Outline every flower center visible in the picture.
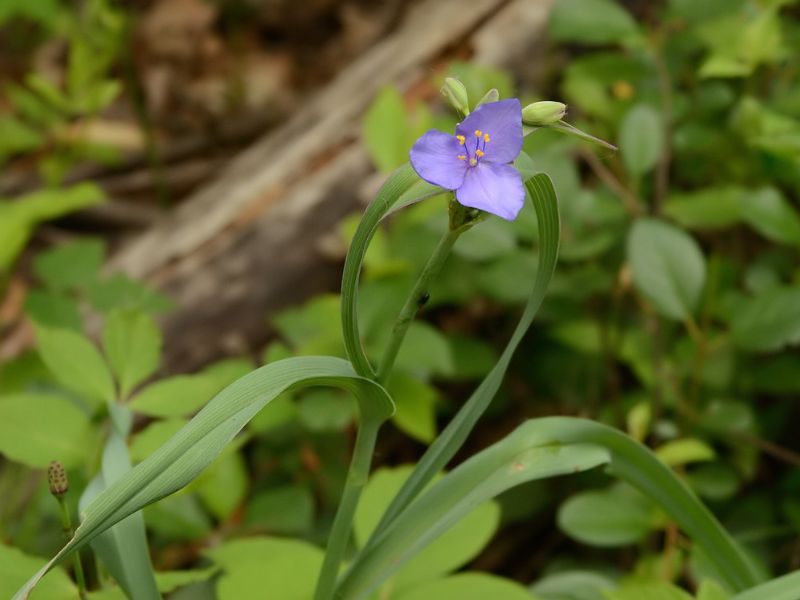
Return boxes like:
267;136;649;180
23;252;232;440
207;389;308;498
456;130;491;167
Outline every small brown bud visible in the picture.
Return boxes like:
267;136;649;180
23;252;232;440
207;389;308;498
48;461;69;496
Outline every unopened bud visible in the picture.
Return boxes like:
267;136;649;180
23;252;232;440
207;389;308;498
48;460;68;496
522;101;567;126
441;77;469;116
475;88;499;109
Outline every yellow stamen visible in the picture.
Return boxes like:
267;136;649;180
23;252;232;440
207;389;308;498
483;133;490;142
456;135;466;145
476;149;485;157
474;129;482;137
457;155;467;161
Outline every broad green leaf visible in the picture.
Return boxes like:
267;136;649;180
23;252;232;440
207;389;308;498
393;321;454;377
130;419;188;462
664;187;742;230
388;371;438;443
620;105;664;177
687;463;740;501
655;439;716;467
206;537;323;600
274;294;344;357
627;219;706;321
0;545;76;600
33;239;105;291
731;287;800;352
363;87;432;173
530;569;617;600
143;494;212;542
337;418;759;598
732;569;800;600
297;389;354;431
155;567;218;593
453;218;517;261
558;487;654;547
395;573;534;600
193;449;248;520
606;582;693;600
354;466;500;592
12;356;393;600
244;486;314;535
103;309;162;398
698;579;731;600
35;325;115;407
0;393;92;468
446;334;497;380
739;187;800;247
24;291;82;331
130;367;242;418
626;401;651;443
549;0;639;45
0;184;103;270
363;86;409;173
86;274;174;315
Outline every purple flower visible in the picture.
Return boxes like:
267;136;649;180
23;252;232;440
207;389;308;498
409;98;525;221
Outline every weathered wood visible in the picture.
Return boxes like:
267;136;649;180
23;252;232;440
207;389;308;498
108;0;553;371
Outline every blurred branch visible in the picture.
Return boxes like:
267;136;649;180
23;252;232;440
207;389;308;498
577;146;644;217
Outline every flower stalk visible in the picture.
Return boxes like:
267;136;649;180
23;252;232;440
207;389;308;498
48;461;88;599
376;210;466;383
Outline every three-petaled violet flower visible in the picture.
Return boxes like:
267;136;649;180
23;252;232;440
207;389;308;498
409;98;525;221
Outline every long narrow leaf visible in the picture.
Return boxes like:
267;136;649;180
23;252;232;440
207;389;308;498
340;163;444;378
13;357;393;600
365;174;560;540
79;408;160;600
337;417;760;599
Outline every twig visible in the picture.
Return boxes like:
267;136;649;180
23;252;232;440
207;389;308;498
577;146;644;217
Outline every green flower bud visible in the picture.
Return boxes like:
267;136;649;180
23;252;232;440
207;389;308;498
441;77;470;116
48;460;68;496
522;101;567;126
475;88;499;109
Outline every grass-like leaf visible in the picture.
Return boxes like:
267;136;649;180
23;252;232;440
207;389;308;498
337;418;761;599
364;173;560;540
13;357;393;600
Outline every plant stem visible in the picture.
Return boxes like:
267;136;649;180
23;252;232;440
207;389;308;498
314;422;381;600
376;227;461;383
56;496;88;599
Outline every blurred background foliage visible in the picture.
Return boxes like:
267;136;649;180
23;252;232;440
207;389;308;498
1;0;800;599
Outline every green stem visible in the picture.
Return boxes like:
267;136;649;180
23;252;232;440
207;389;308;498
314;422;382;600
376;227;461;383
56;496;87;599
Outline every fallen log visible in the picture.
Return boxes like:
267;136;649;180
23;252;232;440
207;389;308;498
108;0;554;371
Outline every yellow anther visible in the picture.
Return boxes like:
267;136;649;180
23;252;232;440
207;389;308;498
456;135;466;145
476;149;485;157
474;129;482;137
483;133;490;142
457;155;467;161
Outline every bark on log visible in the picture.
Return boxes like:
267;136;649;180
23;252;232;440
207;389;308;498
109;0;554;371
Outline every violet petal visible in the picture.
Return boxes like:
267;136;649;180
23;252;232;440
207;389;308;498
455;98;522;165
455;162;525;221
409;130;468;190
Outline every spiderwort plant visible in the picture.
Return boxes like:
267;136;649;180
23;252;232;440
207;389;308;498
12;79;784;600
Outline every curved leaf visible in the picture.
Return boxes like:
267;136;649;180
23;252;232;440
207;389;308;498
340;164;444;378
13;357;393;600
337;418;760;599
366;174;560;540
